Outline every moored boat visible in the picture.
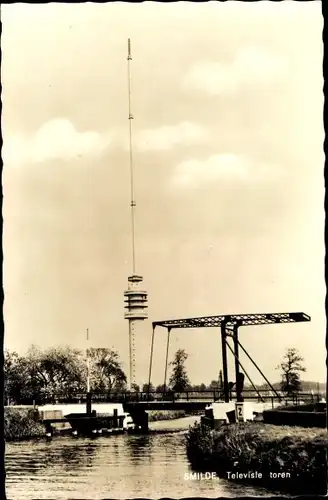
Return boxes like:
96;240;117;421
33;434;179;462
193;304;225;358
38;403;135;436
65;411;125;436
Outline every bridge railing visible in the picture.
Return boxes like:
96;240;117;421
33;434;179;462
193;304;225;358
9;390;322;406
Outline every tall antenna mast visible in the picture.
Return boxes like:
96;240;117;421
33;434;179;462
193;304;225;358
124;39;148;390
86;328;90;393
127;38;136;274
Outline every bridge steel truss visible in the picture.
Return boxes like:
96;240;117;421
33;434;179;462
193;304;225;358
148;312;311;403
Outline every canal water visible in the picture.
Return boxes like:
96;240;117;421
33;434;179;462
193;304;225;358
5;416;277;499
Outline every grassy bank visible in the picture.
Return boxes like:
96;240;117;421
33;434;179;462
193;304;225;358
4;407;45;441
186;421;328;495
148;410;186;422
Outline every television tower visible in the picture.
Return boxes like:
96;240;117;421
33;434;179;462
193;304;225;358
124;39;148;390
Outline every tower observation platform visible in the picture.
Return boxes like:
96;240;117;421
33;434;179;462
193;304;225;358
124;275;148;320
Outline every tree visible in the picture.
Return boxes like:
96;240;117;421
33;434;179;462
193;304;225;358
4;350;31;404
25;345;86;399
155;384;166;393
169;349;190;392
4;345;128;404
208;380;219;389
4;346;86;403
87;348;127;393
190;383;206;392
277;348;306;395
142;383;154;393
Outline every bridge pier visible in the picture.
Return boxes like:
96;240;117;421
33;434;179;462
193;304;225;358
126;408;149;433
86;392;92;415
44;421;53;437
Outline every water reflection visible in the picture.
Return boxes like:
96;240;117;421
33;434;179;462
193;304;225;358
5;418;277;499
126;434;153;456
61;442;97;470
6;438;98;475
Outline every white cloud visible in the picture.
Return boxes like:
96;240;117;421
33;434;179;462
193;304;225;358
3;118;111;166
171;154;284;188
135;121;208;152
172;154;250;187
183;45;287;95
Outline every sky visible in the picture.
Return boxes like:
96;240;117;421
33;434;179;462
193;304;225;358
1;1;325;387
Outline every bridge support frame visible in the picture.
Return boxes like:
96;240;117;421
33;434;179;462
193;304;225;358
225;338;264;402
147;325;156;401
221;322;243;403
163;327;171;394
233;328;241;402
150;312;310;406
150;321;255;403
220;324;229;403
236;340;281;401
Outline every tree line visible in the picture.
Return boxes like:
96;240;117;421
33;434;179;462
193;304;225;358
4;344;310;405
4;346;204;404
164;346;310;396
4;345;127;404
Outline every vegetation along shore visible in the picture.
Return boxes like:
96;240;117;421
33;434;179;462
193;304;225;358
4;407;190;442
185;421;327;495
148;410;187;422
4;407;45;442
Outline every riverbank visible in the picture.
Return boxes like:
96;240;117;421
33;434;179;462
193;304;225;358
4;407;45;441
4;407;190;441
186;421;327;495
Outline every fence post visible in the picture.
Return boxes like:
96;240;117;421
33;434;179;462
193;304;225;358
187;391;189;401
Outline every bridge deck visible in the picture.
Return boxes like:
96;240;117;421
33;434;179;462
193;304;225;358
17;390;319;407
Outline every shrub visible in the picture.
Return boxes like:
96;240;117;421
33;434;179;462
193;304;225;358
4;407;45;441
148;410;186;422
185;422;327;494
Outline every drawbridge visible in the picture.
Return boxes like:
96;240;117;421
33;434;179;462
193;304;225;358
148;311;311;403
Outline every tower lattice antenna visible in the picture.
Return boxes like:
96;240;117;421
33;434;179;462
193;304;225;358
127;38;136;274
124;39;148;390
86;328;90;393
